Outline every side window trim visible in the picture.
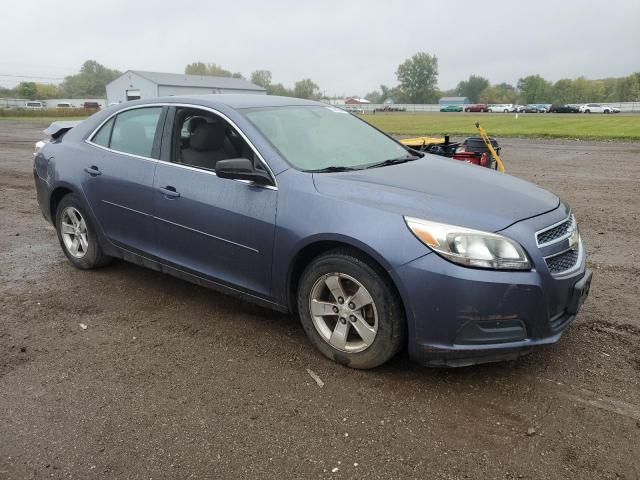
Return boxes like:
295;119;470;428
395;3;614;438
165;106;276;187
159;106;176;163
151;106;168;160
85;103;277;188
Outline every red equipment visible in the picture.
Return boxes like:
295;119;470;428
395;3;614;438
452;151;490;167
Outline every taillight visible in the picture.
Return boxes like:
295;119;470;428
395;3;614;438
34;140;47;157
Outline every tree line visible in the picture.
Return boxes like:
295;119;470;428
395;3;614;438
2;57;639;105
0;60;121;100
367;69;640;105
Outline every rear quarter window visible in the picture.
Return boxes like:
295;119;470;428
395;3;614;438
91;117;115;147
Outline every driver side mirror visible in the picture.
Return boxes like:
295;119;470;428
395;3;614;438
215;158;273;186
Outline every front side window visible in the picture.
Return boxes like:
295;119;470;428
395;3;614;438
172;107;254;171
96;107;162;157
244;106;409;171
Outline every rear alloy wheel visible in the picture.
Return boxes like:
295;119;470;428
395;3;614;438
60;207;89;258
297;250;405;369
55;193;111;269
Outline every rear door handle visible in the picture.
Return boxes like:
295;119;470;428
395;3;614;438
159;185;180;198
84;165;101;176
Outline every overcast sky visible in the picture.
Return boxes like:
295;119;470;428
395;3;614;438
1;0;638;95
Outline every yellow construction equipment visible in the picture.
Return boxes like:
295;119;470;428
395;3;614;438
399;136;447;149
400;125;506;172
475;122;505;173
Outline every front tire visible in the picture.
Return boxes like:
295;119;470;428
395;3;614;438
55;193;111;269
297;250;405;369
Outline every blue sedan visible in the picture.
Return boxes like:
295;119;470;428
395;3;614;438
33;95;592;368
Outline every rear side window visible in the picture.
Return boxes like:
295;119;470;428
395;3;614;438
92;117;114;147
93;107;162;158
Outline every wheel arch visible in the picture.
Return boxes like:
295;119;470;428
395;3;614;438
49;184;76;223
286;237;406;317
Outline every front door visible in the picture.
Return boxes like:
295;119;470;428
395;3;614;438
152;107;277;297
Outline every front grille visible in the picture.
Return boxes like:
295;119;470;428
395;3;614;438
545;248;580;274
537;216;573;246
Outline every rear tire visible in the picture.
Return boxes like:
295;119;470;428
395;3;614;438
55;193;111;269
297;249;405;369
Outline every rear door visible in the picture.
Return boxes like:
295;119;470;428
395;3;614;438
82;106;165;253
151;106;277;297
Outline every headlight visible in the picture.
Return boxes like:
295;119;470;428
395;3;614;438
404;216;531;270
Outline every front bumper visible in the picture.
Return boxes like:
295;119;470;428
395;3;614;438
392;242;591;367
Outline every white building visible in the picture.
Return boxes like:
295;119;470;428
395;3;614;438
106;70;266;105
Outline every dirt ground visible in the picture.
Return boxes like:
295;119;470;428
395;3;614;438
1;119;639;479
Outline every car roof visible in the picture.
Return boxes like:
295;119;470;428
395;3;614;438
140;94;324;110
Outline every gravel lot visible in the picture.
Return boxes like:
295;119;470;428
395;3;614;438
1;120;639;479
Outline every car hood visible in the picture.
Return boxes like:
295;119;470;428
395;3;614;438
312;155;559;232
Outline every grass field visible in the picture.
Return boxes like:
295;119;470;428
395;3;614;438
2;111;639;141
362;113;640;140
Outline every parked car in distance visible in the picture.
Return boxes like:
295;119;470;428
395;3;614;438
83;101;101;110
56;102;74;109
344;105;365;114
522;105;544;113
25;101;44;110
374;105;406;112
488;104;513;113
440;104;463;112
579;103;614;114
548;104;580;113
464;104;489;112
33;95;592;369
533;104;549;113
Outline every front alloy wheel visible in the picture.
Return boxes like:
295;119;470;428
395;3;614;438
297;249;405;369
309;273;378;353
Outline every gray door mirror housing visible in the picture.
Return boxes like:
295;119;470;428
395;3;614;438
215;158;272;186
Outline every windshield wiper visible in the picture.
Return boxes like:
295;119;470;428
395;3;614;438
307;165;359;173
364;155;420;169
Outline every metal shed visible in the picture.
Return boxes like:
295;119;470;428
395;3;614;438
106;70;266;105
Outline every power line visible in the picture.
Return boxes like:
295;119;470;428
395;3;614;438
0;74;65;80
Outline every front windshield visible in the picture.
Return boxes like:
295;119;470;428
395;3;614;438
244;106;411;171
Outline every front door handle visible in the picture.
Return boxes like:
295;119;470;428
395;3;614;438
159;185;180;198
84;165;101;176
